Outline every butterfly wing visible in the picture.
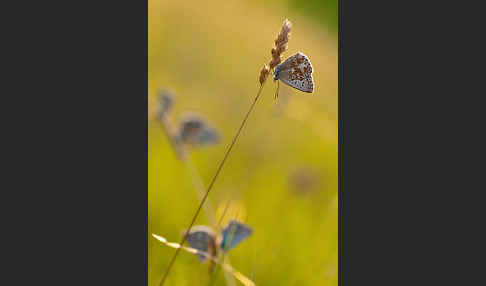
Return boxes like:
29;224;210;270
179;113;220;147
184;226;217;262
276;52;314;93
220;220;253;252
179;115;204;145
196;126;220;146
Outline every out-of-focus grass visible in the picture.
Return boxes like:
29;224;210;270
289;0;338;34
149;0;337;285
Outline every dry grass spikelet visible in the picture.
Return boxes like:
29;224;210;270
274;19;291;47
269;56;281;70
269;19;292;70
256;19;292;84
259;64;270;85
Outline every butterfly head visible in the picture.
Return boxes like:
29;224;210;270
273;65;281;81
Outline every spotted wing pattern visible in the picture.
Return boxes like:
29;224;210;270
275;52;314;93
220;220;253;252
184;225;217;261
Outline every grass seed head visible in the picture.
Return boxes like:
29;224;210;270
259;64;270;85
262;19;292;79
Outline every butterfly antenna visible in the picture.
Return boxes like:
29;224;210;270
274;80;280;100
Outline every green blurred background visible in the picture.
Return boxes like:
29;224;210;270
149;0;337;285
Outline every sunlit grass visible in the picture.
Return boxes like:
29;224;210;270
149;0;337;285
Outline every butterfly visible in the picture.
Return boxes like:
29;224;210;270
152;231;255;286
184;220;253;260
178;113;220;147
183;225;218;262
273;52;314;98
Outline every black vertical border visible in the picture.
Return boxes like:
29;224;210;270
337;0;458;284
2;0;149;284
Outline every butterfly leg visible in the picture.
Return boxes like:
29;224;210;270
274;80;280;100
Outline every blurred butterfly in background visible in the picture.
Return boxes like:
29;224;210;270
156;89;174;121
183;225;218;262
152;221;255;286
184;220;252;272
219;220;253;251
273;52;314;98
178;113;220;147
184;220;253;260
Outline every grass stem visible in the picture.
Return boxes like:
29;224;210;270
159;82;267;285
159;113;238;286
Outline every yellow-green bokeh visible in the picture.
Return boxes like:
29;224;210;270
149;0;337;285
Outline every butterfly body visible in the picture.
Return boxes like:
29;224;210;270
273;52;314;93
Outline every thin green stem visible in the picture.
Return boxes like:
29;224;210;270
159;82;267;286
159;116;235;286
207;253;225;286
184;155;218;227
208;203;240;286
160;117;184;160
184;155;237;286
217;198;232;228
